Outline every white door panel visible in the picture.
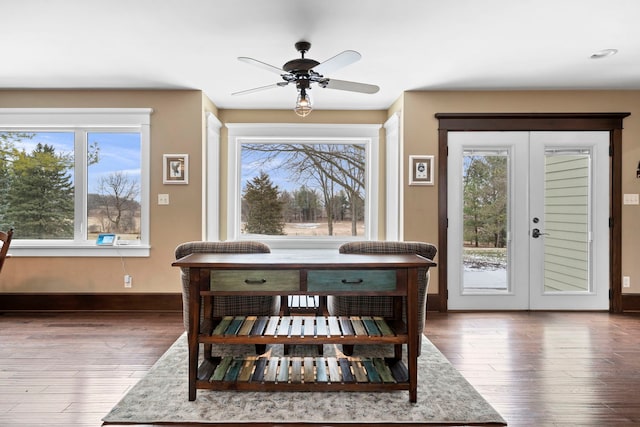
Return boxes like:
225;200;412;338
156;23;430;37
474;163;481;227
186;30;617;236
448;132;529;310
529;131;609;310
448;131;609;310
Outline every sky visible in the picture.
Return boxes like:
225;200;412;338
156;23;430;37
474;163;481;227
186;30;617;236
5;131;141;196
240;143;363;195
8;134;359;199
240;146;304;193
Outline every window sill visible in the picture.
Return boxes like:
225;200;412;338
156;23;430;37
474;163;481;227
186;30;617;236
270;248;338;256
8;244;150;257
242;236;366;251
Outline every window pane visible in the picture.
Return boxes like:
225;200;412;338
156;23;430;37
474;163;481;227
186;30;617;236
462;152;509;292
543;152;590;293
240;143;366;238
87;132;141;242
1;131;75;239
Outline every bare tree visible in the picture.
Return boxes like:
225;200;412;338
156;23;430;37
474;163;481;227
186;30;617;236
242;143;365;236
97;171;140;233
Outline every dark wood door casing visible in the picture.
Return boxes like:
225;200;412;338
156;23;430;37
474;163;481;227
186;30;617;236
435;113;630;313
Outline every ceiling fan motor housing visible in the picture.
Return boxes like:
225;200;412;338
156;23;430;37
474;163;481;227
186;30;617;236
283;58;320;73
284;41;321;79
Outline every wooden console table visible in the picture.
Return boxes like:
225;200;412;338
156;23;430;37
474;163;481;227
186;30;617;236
172;252;435;402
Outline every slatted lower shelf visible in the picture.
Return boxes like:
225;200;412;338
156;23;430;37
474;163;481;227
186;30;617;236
197;355;409;391
198;315;410;392
202;315;406;344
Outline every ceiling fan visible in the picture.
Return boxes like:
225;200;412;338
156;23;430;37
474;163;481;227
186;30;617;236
233;41;380;116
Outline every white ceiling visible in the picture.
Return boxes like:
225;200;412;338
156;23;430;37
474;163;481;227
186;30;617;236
2;0;639;111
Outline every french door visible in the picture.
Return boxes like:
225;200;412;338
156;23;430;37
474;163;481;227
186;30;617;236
447;131;609;310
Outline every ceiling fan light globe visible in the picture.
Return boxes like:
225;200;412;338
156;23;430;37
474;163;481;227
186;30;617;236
294;91;312;117
298;98;310;108
294;105;312;117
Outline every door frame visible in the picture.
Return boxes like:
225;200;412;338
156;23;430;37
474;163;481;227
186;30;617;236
435;113;630;313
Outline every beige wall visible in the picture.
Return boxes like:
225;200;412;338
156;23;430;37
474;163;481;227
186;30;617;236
0;90;206;294
2;89;639;296
217;109;388;240
399;90;640;294
0;99;387;295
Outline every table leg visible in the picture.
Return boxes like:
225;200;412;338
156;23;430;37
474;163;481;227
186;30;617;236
188;268;201;401
394;344;402;359
407;267;418;403
392;296;403;360
203;295;213;360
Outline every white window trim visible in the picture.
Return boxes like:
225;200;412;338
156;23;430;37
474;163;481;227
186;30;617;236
384;112;402;241
205;113;222;241
226;123;380;250
0;108;152;257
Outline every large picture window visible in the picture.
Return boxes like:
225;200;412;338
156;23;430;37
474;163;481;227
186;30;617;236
227;124;379;249
0;109;151;256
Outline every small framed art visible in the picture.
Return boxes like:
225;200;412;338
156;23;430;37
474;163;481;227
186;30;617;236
163;154;189;184
409;155;434;186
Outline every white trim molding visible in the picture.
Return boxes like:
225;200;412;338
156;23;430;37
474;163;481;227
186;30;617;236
224;123;380;250
384;112;402;241
0;108;152;257
205;113;222;241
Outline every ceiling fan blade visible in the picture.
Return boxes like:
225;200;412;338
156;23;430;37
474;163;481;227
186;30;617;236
312;50;361;76
232;82;287;96
238;57;284;75
323;79;379;94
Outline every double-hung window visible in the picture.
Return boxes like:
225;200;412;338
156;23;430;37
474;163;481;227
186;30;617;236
0;108;151;256
226;123;380;250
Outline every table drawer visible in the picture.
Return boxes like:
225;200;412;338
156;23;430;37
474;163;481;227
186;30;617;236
307;270;397;292
210;270;300;292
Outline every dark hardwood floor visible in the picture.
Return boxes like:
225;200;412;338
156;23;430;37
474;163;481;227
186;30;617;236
0;311;639;426
0;312;185;427
425;311;640;427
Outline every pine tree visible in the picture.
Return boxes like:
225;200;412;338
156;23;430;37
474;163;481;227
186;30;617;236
6;143;74;239
463;155;507;248
0;132;33;230
242;171;285;235
0;154;10;230
294;186;320;222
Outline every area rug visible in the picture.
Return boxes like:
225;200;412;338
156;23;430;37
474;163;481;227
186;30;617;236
103;333;506;426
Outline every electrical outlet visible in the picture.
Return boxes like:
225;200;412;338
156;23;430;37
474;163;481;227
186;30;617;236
623;276;631;288
124;275;132;288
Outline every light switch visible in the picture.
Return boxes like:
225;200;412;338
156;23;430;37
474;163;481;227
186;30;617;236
623;194;639;205
158;194;170;205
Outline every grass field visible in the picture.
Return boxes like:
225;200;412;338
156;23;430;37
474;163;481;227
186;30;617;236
463;247;507;270
280;220;365;237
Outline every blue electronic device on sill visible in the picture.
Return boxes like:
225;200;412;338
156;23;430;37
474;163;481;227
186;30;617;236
96;233;118;246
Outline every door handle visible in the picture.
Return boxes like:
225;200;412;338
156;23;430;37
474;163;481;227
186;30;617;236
531;228;549;238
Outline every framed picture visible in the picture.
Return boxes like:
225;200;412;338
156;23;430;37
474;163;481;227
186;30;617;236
409;155;434;186
163;154;189;184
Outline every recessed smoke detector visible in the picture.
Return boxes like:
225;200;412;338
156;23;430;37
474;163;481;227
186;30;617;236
590;48;618;59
